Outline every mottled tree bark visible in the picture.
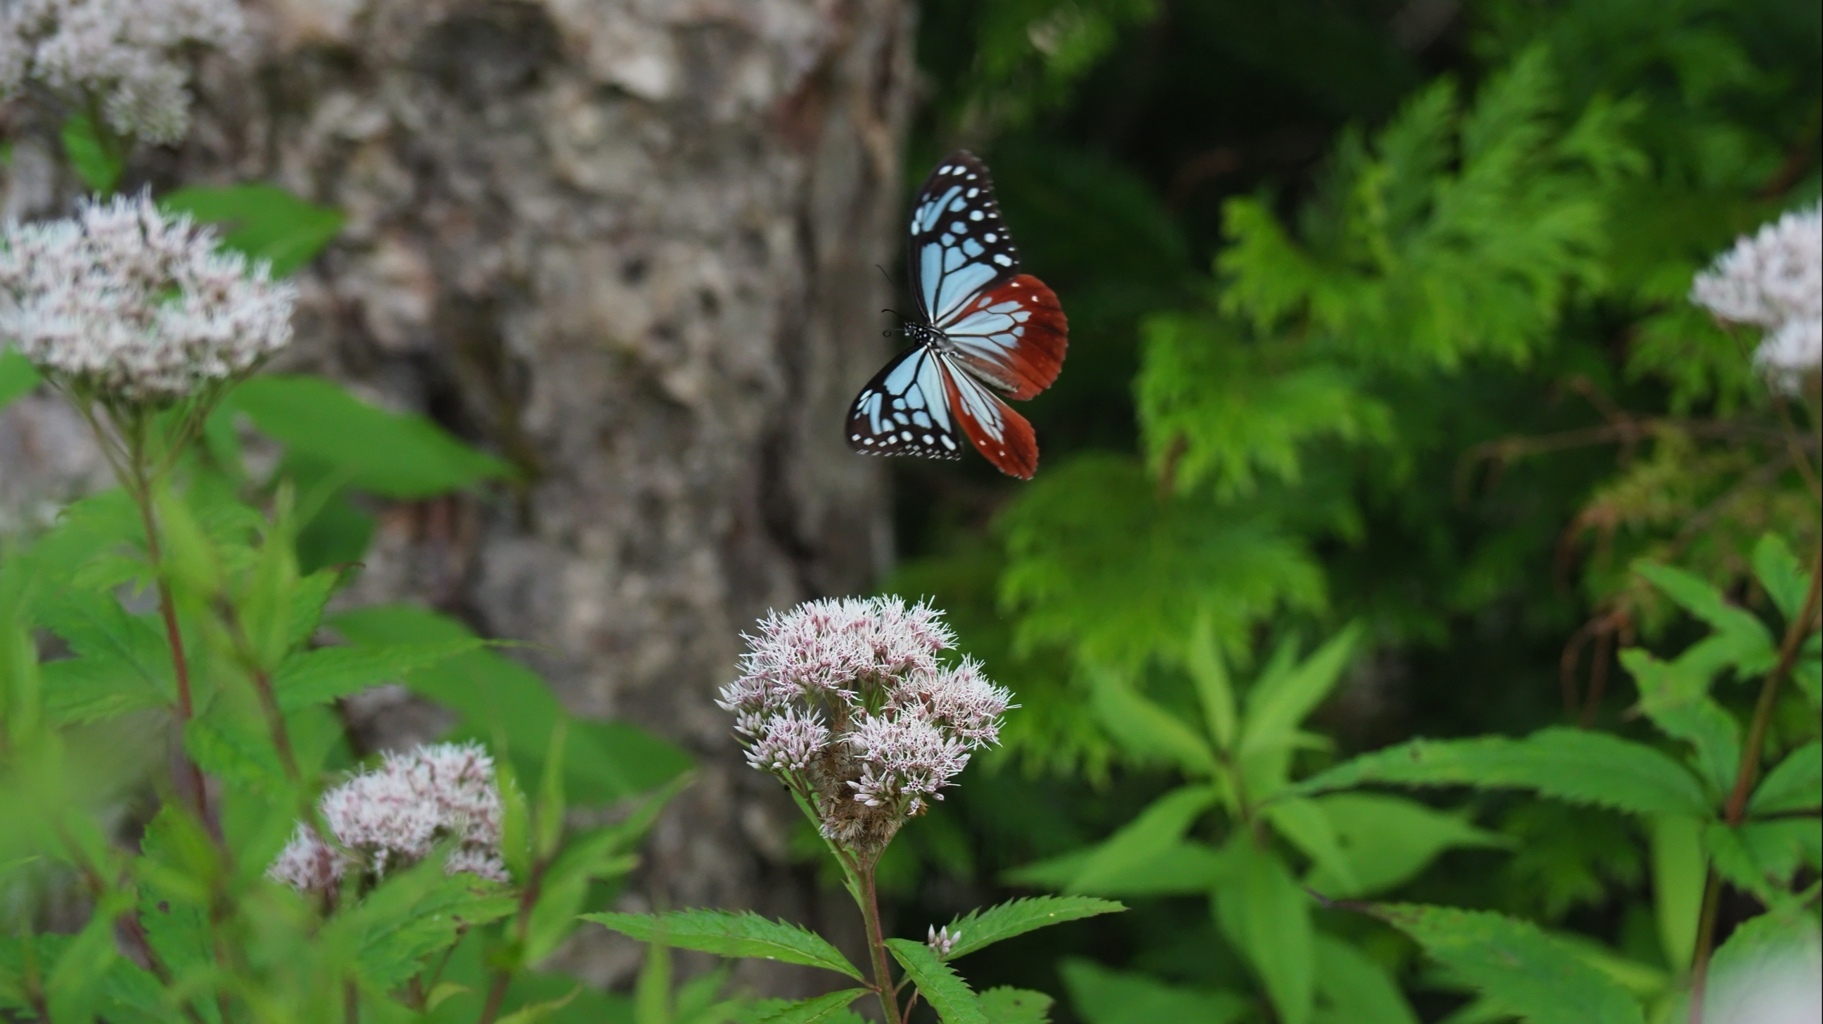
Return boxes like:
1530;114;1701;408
2;0;911;995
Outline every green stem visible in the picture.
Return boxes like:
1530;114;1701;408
856;857;900;1024
1688;541;1822;1024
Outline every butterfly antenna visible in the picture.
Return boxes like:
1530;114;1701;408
881;306;905;337
874;264;895;287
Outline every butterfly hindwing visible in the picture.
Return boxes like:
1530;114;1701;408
940;273;1068;401
907;152;1020;326
938;354;1039;479
846;346;967;460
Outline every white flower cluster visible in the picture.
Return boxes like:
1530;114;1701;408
718;597;1012;852
0;0;248;144
268;742;510;896
0;193;295;404
1691;206;1823;393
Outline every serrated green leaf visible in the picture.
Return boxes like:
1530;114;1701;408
937;896;1124;961
753;989;869;1024
1263;797;1360;894
1375;905;1645;1024
1749;741;1821;817
1059;959;1249;1024
0;350;39;410
160;184;345;277
1313;933;1418;1024
1619;648;1739;796
1634;562;1776;675
886;939;987;1024
1214;840;1313;1024
227;376;512;499
978;987;1053;1024
329;864;516;992
582;910;862;980
184;716;288;794
37;592;174;723
494;987;583;1024
1242;626;1360;756
1292;727;1712;819
271;639;487;710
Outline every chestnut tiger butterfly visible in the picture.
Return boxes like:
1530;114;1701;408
846;151;1067;480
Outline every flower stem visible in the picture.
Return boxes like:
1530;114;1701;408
125;430;213;836
856;857;900;1024
1687;540;1822;1023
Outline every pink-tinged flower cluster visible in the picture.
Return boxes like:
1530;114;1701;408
718;597;1012;852
0;193;295;404
1691;206;1822;393
267;742;509;897
0;0;248;144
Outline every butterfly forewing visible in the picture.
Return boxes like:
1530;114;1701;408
907;152;1020;325
846;346;967;460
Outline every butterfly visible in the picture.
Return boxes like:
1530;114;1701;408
846;151;1067;480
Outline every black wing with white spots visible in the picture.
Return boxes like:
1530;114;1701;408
846;345;967;460
905;151;1021;327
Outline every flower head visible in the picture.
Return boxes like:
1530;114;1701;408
1691;206;1823;392
718;597;1011;853
267;742;510;896
0;193;296;404
926;925;960;959
0;0;248;144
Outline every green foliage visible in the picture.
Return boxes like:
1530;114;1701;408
935;896;1125;960
1375;904;1646;1024
885;939;988;1024
1057;960;1249;1024
0;350;38;410
59;112;123;193
584;911;864;981
160;185;345;277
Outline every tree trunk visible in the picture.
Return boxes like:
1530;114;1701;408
5;0;913;995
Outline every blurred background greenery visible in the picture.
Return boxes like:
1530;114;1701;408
869;0;1820;1019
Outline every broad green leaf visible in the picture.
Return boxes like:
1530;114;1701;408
978;987;1054;1024
1059;959;1249;1024
1748;741;1821;817
0;350;39;410
1006;785;1217;895
752;990;869;1024
582;911;862;981
886;939;987;1024
227;376;512;499
329;605;691;803
1312;933;1418;1024
271;639;486;710
1263;797;1359;894
60;113;123;193
1303;793;1507;897
161;184;345;277
1375;905;1645;1024
936;896;1125;960
1634;562;1776;676
183;717;288;794
1647;816;1703;969
1089;669;1218;777
327;864;516;992
1618;648;1739;796
1751;535;1809;623
1214;840;1313;1024
493;988;583;1024
1292;727;1712;819
1002;841;1227;897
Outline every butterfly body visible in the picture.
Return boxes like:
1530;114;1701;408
846;152;1067;480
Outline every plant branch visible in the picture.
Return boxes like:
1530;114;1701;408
855;856;901;1024
1688;540;1822;1024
